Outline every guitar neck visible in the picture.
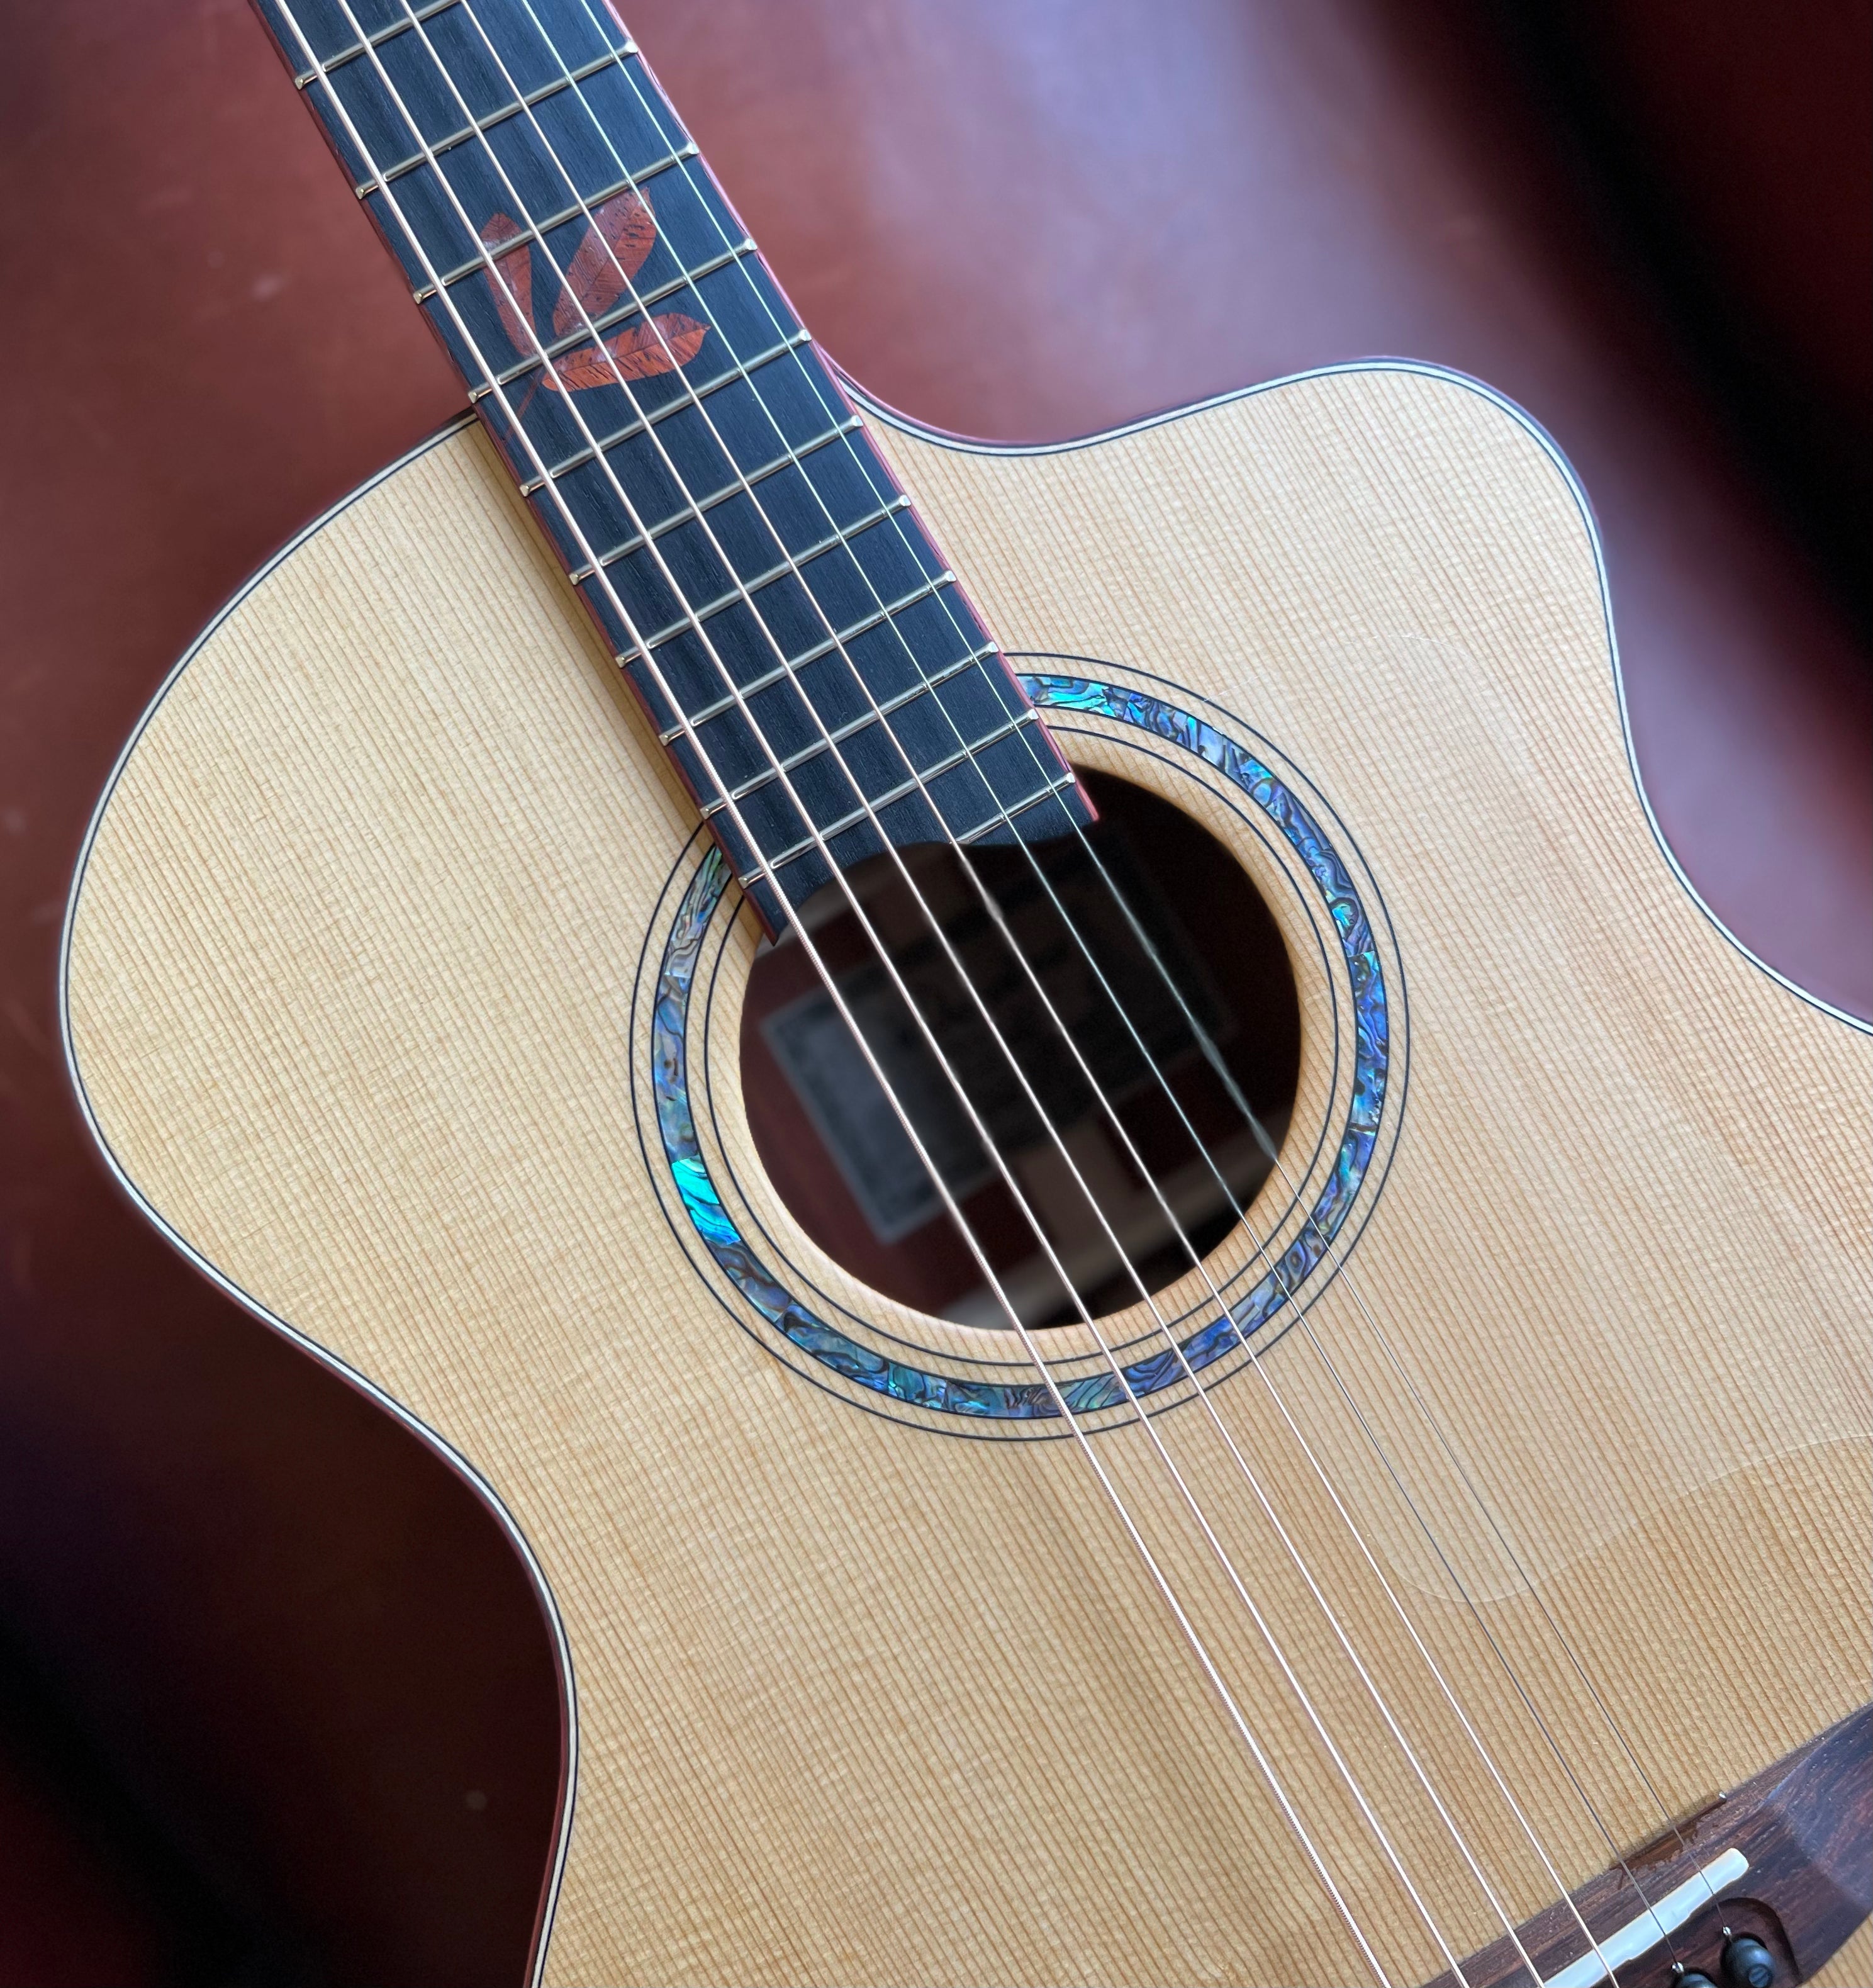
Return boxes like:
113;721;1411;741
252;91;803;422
251;0;1090;930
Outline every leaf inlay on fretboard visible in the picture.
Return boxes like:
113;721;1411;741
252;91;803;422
479;194;707;393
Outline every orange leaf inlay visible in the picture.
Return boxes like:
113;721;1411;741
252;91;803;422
552;189;658;337
481;212;535;357
547;312;709;392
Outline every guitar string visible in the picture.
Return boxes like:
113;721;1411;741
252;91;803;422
286;11;1646;1972
1059;830;1713;1907
357;6;1581;1971
560;9;1705;1933
272;6;1415;1977
349;8;1516;1974
307;1;1645;1968
304;0;1707;1968
469;8;1637;1969
525;5;1674;1959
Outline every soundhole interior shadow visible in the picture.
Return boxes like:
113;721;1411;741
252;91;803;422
739;770;1302;1330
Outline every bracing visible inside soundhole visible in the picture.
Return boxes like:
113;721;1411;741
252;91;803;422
739;769;1302;1329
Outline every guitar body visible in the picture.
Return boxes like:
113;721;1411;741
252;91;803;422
64;364;1869;1986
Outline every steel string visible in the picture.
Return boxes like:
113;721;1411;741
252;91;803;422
337;3;1654;1969
269;4;1421;1975
377;8;1621;1972
518;8;1677;1960
557;15;1703;1932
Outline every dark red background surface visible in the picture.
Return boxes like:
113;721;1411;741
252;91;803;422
1;1;1866;1979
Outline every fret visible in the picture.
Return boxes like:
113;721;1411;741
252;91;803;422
514;334;824;500
616;517;950;709
536;413;866;570
362;67;697;305
257;0;1092;929
708;705;1050;815
483;240;754;389
262;0;627;90
434;242;798;471
661;643;996;748
589;495;914;638
527;408;859;498
756;767;1086;888
409;149;695;291
660;631;1045;831
357;53;639;203
328;41;629;189
569;491;911;588
288;0;457;86
657;580;969;734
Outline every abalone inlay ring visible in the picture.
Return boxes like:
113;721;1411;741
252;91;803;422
636;668;1401;1432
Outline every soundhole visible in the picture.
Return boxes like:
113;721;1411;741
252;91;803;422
739;770;1302;1330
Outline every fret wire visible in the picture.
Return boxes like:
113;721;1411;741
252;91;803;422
517;23;1602;1963
315;0;1078;916
573;30;1672;1954
304;12;1380;1948
752;767;1082;881
416;0;1063;836
569;488;909;587
510;332;828;479
309;0;1073;934
389;13;1658;1958
269;14;1480;1970
618;495;914;637
713;704;1045;811
410;145;695;288
413;0;1082;886
539;45;1090;823
291;0;458;83
661;641;995;748
543;36;1584;1968
350;47;630;191
564;417;866;561
662;575;959;718
282;4;868;870
478;239;755;387
298;0;1060;914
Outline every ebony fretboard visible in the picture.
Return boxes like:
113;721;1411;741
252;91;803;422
253;0;1092;928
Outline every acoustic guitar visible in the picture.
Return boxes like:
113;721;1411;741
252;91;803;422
59;1;1870;1982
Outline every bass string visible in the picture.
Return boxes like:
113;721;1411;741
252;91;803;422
383;5;1519;1971
269;5;1412;1979
544;6;1679;1952
560;18;1708;1917
549;0;1689;1827
459;19;1570;1950
301;0;1633;1968
352;5;1558;1971
1046;826;1711;1931
290;0;1689;1968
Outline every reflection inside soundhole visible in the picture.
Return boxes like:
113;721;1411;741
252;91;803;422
739;770;1302;1329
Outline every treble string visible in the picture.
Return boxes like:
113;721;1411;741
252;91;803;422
320;0;1664;1970
380;3;1514;1970
533;6;1665;1962
272;3;1421;1976
383;4;1591;1972
556;8;1704;1936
